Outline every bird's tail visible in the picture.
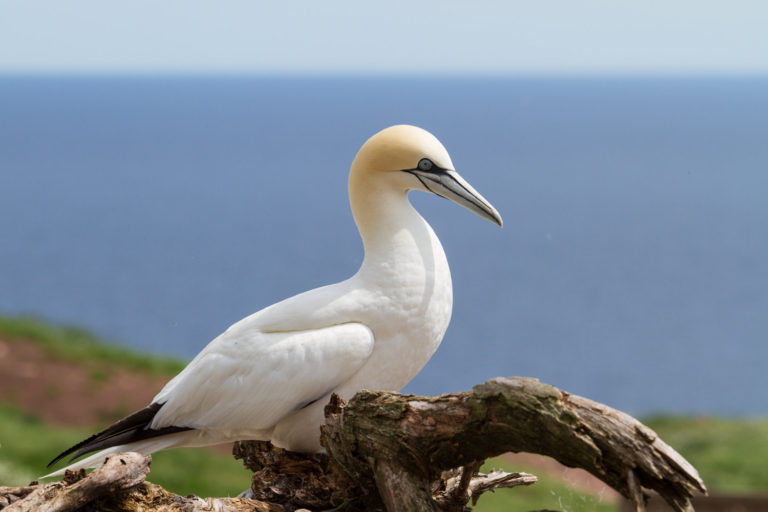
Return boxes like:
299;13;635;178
44;402;275;479
43;402;193;479
41;431;195;478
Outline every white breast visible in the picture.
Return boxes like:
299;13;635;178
269;212;453;451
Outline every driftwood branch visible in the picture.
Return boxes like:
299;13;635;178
2;452;150;512
321;377;706;511
0;452;275;512
433;466;537;509
0;377;706;512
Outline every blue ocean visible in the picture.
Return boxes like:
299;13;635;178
1;75;766;415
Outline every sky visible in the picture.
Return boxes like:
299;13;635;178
1;0;767;75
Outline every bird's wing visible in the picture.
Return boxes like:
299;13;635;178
148;322;374;431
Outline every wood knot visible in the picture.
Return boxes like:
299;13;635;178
63;468;87;485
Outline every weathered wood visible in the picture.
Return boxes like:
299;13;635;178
92;481;279;512
433;465;537;509
3;452;150;512
465;470;538;502
321;377;706;512
232;437;538;512
0;453;278;512
232;440;352;511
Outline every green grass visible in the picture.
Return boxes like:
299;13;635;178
0;315;186;376
474;457;617;512
0;405;248;497
644;415;768;494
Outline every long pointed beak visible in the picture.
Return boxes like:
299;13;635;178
407;168;503;227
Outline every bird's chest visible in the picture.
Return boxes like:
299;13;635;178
371;264;451;337
354;237;453;387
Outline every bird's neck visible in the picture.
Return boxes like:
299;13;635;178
349;173;446;282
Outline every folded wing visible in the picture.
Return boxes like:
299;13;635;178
149;322;375;431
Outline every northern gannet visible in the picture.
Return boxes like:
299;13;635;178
46;125;502;477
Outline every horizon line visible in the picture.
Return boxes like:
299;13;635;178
2;69;768;80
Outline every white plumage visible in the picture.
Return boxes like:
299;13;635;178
45;124;502;477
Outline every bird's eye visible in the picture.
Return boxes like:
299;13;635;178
418;158;434;171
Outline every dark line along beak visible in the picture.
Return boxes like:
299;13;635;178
406;168;503;227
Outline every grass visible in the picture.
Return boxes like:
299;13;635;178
474;457;617;512
644;415;768;494
0;315;185;376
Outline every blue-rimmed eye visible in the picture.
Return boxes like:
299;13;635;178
418;158;433;171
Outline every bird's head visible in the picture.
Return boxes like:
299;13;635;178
350;125;503;227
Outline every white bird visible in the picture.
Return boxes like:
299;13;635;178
45;124;502;477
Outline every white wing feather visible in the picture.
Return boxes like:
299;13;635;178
149;322;374;431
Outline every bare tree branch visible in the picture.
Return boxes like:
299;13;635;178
321;377;706;511
3;452;149;512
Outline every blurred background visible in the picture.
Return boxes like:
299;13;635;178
1;1;766;509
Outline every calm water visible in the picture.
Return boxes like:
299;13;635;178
1;75;766;415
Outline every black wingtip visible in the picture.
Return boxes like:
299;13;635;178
48;426;111;468
47;434;97;468
46;403;190;468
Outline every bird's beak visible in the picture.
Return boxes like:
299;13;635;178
407;168;503;227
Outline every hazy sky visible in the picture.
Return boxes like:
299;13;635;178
1;1;767;74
